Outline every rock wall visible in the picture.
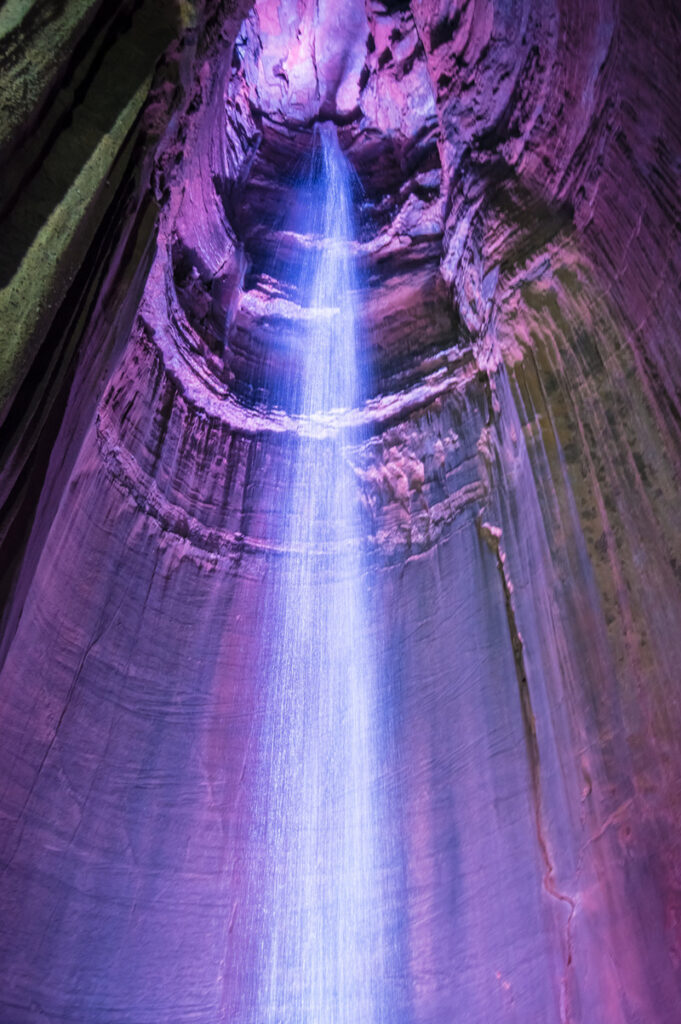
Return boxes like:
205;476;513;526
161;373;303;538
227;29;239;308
0;1;680;1021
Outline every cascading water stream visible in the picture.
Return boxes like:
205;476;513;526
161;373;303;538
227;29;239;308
248;124;396;1023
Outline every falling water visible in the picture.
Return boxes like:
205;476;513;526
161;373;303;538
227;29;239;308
250;124;394;1023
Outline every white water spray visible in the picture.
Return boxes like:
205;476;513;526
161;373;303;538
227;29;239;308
251;123;392;1023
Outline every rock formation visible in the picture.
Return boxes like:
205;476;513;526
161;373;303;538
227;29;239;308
0;0;680;1020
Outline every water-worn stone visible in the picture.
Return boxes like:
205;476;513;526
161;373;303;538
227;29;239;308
0;1;680;1021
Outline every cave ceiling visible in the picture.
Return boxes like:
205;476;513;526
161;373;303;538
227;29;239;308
0;1;681;1021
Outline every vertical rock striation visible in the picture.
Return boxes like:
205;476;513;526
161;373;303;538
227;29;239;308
0;0;680;1021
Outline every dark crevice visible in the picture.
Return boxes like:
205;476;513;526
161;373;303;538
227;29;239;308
429;9;462;52
0;128;158;657
0;0;175;284
477;513;576;1023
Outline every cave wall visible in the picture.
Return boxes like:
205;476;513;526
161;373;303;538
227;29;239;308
0;1;680;1021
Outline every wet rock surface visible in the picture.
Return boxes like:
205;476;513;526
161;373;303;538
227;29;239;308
0;0;681;1021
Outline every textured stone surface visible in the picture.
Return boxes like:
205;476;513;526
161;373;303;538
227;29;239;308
0;0;681;1021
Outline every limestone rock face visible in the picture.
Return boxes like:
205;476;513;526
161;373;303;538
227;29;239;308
0;1;681;1022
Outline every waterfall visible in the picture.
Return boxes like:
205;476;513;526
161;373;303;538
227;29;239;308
250;123;393;1023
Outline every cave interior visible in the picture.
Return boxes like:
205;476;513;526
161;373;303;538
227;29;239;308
1;0;681;1021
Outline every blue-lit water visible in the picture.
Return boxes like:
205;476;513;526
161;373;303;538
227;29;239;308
250;124;395;1023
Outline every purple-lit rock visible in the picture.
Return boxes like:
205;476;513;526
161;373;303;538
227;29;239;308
0;0;681;1021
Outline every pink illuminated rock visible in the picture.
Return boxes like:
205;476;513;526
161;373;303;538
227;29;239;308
0;0;680;1021
241;0;369;121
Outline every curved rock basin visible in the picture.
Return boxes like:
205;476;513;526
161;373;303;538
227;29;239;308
0;1;681;1022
